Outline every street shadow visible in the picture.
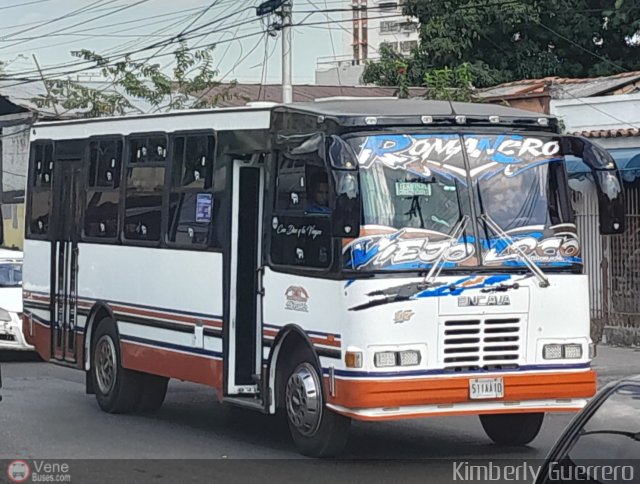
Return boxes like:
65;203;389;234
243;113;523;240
0;350;42;362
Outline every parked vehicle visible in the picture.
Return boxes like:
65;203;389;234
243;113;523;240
0;249;30;351
535;375;640;483
21;99;626;457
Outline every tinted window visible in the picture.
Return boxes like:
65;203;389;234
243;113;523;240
124;165;164;242
166;134;216;248
84;191;119;238
28;142;53;238
129;136;167;163
563;384;640;460
89;139;122;188
171;135;214;189
543;384;640;484
32;143;53;188
271;149;332;269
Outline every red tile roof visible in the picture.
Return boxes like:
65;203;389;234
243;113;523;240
572;128;640;138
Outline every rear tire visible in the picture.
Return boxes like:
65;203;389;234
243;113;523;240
284;355;351;457
91;318;140;414
134;373;169;413
480;413;544;445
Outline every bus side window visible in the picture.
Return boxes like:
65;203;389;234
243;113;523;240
167;134;216;247
84;139;122;239
123;135;167;243
28;142;53;237
271;152;332;269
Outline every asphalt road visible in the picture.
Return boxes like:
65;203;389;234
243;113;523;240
1;345;639;483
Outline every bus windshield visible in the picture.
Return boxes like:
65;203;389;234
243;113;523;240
343;132;579;272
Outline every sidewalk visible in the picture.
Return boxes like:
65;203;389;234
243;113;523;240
592;343;640;386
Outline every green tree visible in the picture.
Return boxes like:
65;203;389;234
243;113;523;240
423;63;476;101
363;0;640;89
32;41;238;118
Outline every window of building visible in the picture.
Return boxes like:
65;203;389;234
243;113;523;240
400;40;418;52
380;41;399;52
28;142;54;237
124;135;167;242
380;21;400;33
167;133;216;247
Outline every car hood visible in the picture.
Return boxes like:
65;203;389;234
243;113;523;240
0;287;22;313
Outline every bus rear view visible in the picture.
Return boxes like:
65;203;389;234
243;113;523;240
22;100;625;457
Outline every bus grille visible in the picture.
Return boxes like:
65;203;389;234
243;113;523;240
440;318;524;371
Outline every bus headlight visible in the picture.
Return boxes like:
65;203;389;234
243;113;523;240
543;344;563;360
398;350;421;367
374;352;397;368
543;343;583;360
564;344;583;359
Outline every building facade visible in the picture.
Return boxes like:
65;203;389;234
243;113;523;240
316;0;419;85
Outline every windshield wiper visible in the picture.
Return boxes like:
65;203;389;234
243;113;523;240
421;215;469;288
479;213;550;288
579;429;640;441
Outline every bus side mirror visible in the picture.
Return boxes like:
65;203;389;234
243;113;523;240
561;136;626;235
332;171;361;238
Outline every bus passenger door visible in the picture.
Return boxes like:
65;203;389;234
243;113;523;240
50;157;83;363
227;156;264;397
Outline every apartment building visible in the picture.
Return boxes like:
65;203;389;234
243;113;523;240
315;0;419;85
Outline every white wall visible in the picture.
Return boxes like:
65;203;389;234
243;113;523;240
551;93;640;134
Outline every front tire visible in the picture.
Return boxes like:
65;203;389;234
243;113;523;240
480;413;544;445
285;359;351;457
91;318;140;414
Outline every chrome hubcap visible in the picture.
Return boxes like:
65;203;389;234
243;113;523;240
286;362;322;436
94;335;117;395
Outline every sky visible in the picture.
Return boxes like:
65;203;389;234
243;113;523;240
0;0;352;85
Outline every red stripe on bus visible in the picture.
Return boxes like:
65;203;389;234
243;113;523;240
121;340;223;393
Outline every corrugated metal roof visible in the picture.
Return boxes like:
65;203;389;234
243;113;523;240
479;71;640;100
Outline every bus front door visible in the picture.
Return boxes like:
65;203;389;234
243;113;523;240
50;157;83;363
227;157;264;397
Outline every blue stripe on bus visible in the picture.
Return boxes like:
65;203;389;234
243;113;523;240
322;363;591;378
120;334;223;359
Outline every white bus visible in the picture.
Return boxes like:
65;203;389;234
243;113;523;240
22;99;625;457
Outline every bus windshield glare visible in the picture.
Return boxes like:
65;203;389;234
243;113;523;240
343;133;579;272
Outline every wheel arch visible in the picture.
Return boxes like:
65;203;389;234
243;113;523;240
265;324;321;415
83;301;117;372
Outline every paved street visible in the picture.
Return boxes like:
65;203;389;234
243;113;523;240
1;345;639;482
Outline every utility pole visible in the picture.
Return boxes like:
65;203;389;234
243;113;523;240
281;1;293;104
256;0;293;104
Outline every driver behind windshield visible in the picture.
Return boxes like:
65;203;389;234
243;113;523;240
306;175;331;214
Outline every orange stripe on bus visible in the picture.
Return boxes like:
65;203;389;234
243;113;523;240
326;370;597;409
121;341;223;393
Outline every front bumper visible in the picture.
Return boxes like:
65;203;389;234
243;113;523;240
325;368;596;421
0;312;34;351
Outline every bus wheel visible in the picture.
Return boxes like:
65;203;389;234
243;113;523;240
134;373;169;413
285;359;351;457
480;413;544;446
91;318;139;414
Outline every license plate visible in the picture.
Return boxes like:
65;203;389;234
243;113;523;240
469;377;504;399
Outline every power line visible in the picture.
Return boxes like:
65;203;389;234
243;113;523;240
0;0;55;11
1;9;265;82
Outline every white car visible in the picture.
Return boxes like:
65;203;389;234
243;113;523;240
0;249;32;351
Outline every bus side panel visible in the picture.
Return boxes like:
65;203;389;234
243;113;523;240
22;239;52;361
77;243;225;392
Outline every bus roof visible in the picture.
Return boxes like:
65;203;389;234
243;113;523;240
273;99;557;131
30;98;558;141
